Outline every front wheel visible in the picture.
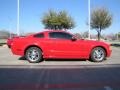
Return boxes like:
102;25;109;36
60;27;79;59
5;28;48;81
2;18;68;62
90;47;106;62
25;47;43;63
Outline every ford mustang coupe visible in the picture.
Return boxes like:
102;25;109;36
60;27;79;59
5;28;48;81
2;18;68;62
11;30;111;63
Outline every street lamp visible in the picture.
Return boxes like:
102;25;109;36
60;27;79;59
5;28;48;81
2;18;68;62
17;0;20;36
88;0;91;39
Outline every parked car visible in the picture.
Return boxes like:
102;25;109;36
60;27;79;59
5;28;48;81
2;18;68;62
10;30;112;63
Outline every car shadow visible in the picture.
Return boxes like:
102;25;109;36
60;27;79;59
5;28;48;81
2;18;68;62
18;56;87;62
18;56;27;61
45;59;86;62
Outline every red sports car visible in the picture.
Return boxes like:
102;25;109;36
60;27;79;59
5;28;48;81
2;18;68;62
11;30;112;63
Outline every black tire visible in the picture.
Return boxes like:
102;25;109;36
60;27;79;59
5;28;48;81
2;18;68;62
25;47;42;63
90;47;106;62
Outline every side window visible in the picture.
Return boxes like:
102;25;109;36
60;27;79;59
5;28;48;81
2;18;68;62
34;33;44;38
49;32;72;40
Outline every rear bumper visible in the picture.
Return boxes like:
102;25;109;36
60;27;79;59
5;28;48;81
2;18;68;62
11;47;24;56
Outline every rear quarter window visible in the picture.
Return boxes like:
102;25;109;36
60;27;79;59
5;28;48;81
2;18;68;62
34;33;44;38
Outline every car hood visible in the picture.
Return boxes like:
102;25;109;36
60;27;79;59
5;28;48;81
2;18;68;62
78;39;110;46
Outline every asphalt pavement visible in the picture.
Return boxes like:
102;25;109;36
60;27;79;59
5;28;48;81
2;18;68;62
0;65;120;90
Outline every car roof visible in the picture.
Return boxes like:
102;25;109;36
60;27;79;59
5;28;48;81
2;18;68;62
28;30;72;37
42;30;69;33
34;30;70;34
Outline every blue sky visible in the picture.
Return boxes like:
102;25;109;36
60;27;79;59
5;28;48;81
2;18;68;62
0;0;119;35
0;0;17;33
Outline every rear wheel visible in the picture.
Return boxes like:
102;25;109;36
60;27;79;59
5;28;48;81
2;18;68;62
25;47;42;63
90;47;106;62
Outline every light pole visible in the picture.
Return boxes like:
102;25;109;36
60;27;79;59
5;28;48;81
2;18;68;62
9;17;12;38
17;0;20;36
88;0;91;39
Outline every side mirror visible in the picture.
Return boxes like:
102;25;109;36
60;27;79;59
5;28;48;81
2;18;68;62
71;36;77;41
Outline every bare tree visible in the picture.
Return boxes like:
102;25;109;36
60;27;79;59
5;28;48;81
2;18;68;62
91;7;112;41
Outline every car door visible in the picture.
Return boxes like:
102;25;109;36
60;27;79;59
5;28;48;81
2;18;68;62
48;32;83;58
33;33;56;58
